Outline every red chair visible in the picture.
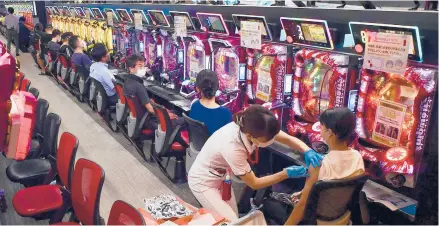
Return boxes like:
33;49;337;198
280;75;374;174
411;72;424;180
11;132;79;223
20;78;31;91
124;94;155;161
114;82;129;128
151;103;189;183
107;200;145;225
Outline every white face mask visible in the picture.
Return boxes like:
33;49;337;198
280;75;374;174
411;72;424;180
136;67;147;78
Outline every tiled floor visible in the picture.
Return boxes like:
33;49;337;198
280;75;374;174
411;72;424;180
0;36;197;224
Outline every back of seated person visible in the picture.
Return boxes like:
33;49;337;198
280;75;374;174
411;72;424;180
69;35;92;70
189;69;232;136
90;43;118;106
47;29;61;60
36;24;53;74
59;32;73;59
285;107;364;225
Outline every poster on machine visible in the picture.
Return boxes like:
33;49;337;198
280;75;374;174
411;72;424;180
372;99;407;147
134;13;143;30
240;21;261;50
364;32;410;75
174;16;187;37
255;58;274;102
106;11;113;26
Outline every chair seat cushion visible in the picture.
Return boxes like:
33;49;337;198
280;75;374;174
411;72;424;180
171;131;189;151
142;129;154;136
13;185;63;216
6;159;51;183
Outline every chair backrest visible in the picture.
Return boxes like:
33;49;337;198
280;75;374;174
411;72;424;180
20;78;31;91
182;113;209;152
93;78;108;114
302;174;369;225
115;82;126;105
71;158;105;225
41;113;61;157
125;94;142;119
33;98;49;138
151;103;174;157
58;53;70;68
28;87;39;99
56;132;79;190
107;200;145;225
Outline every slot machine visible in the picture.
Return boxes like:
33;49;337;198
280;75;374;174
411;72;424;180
144;10;167;80
349;22;438;190
129;9;149;57
280;17;359;151
103;9;125;68
196;12;247;113
233;14;292;123
46;6;53;26
116;8;135;58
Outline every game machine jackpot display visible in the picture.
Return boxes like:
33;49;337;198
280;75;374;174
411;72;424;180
196;12;246;113
233;14;291;123
280;17;359;153
349;22;437;193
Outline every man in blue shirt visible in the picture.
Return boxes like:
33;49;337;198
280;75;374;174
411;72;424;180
69;35;92;68
90;43;118;106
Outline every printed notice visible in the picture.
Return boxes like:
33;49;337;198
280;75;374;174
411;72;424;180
134;13;143;30
372;99;407;147
240;21;261;50
106;11;113;26
364;32;410;74
174;16;187;37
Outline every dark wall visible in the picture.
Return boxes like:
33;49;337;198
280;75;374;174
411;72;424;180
35;1;47;28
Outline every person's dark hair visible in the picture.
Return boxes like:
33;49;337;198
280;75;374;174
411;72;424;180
91;43;108;62
320;107;356;144
195;69;219;99
34;23;43;32
233;105;280;140
19;17;25;22
8;7;14;14
61;32;73;41
51;29;61;38
69;35;80;49
126;54;145;71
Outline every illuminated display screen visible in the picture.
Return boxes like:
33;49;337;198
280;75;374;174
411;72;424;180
178;49;184;64
197;13;228;35
75;7;85;18
170;11;195;30
349;22;422;62
61;7;69;16
52;7;61;15
232;15;271;41
148;10;170;27
280;17;333;49
91;8;104;20
83;8;93;19
45;7;52;15
284;74;292;94
103;9;120;22
68;8;76;17
116;9;133;23
130;9;149;24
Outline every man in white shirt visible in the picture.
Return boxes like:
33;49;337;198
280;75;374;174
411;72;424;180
4;7;20;57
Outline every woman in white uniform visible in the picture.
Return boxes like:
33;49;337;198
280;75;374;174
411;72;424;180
188;105;324;221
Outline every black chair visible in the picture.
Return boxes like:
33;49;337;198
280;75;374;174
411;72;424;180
86;75;97;111
94;79;118;132
32;99;49;140
124;95;155;161
48;50;58;79
28;87;40;99
182;113;209;174
27;113;61;159
6;132;79;188
151;103;188;183
300;173;368;225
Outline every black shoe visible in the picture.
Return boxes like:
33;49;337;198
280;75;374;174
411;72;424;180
409;6;419;10
16;53;20;57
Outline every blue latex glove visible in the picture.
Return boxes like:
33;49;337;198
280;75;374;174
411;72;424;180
304;149;324;168
285;165;307;178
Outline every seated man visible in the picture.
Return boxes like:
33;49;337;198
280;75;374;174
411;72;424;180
69;35;92;69
47;29;61;59
18;17;30;53
36;24;53;74
284;107;365;225
59;32;73;58
90;43;118;106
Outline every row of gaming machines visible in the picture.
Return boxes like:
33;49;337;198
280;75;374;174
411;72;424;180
44;3;437;214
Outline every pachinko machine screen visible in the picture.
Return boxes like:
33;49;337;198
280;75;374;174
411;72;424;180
197;13;229;35
83;8;93;19
215;48;239;92
61;7;70;16
280;17;333;49
91;8;104;20
232;14;272;41
75;7;86;18
170;11;195;30
148;10;170;27
130;9;149;25
349;22;422;62
188;44;205;81
116;9;133;23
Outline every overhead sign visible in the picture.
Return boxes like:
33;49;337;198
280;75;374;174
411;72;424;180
240;21;262;50
280;17;333;50
134;13;143;30
174;16;187;37
106;11;113;26
364;32;410;74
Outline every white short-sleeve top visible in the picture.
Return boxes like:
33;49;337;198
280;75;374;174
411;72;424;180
318;149;365;181
188;122;256;192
